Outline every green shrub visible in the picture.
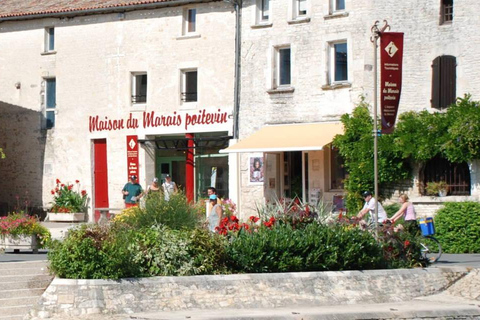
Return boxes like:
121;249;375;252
384;203;401;217
119;192;201;230
225;223;385;273
48;224;137;279
434;202;480;253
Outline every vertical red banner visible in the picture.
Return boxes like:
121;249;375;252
126;135;139;180
380;32;404;134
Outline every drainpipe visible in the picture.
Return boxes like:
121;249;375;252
224;0;242;213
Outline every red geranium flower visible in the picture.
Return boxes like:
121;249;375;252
75;180;80;184
61;184;65;187
249;216;260;223
56;178;61;184
50;190;55;195
404;240;411;247
81;190;87;196
68;185;73;190
230;215;239;223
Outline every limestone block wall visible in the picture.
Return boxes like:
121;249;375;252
28;267;470;318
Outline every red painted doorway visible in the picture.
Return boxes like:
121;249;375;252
93;139;109;222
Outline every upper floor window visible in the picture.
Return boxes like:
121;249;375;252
183;8;197;34
132;73;147;104
257;0;270;23
431;55;456;109
440;0;453;24
329;41;348;83
45;78;56;129
44;27;55;52
332;0;345;12
274;46;291;87
181;69;198;103
297;0;307;16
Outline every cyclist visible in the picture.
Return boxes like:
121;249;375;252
356;191;388;224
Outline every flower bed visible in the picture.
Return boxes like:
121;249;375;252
47;195;425;279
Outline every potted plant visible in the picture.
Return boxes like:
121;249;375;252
0;212;51;253
425;181;449;197
48;179;88;222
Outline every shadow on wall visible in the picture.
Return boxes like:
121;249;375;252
0;101;46;218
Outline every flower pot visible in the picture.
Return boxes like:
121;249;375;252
48;212;86;222
0;234;39;253
438;190;448;197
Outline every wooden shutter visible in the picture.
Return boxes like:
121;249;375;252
431;55;456;109
440;55;456;109
431;57;441;109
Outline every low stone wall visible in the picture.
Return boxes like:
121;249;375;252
29;267;471;319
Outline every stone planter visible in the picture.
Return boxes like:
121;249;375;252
0;234;39;253
48;212;86;222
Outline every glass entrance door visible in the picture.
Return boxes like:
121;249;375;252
156;156;186;190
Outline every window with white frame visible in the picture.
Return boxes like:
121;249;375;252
183;8;197;34
131;73;147;104
331;0;345;12
274;46;291;88
181;69;198;103
44;27;55;52
329;41;348;83
256;0;270;23
294;0;308;18
45;78;56;129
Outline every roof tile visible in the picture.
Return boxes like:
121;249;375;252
0;0;182;19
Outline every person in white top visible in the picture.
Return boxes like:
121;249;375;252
162;175;178;201
356;191;388;224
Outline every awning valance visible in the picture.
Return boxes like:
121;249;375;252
220;122;343;153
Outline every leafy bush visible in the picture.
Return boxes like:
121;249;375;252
225;223;385;273
384;203;400;217
48;224;137;279
48;223;227;279
0;212;51;247
434;202;480;253
114;191;202;230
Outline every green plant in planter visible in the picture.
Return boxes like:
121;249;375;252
425;181;449;196
0;212;51;247
50;179;88;213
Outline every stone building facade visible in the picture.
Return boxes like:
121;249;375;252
1;0;480;219
0;0;236;220
226;0;480;217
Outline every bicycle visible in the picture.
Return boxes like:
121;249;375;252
418;217;442;263
420;235;442;263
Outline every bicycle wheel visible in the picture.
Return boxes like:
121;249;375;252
420;236;442;263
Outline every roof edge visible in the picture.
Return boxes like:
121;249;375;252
0;0;221;22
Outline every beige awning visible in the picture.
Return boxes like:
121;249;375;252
221;122;344;153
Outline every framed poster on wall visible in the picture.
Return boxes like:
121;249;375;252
249;154;264;185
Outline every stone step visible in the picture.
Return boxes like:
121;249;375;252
0;296;39;307
0;261;48;271
0;276;53;291
0;305;33;317
0;267;49;276
0;315;25;320
0;272;50;282
0;288;46;300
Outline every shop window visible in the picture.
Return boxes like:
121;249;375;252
45;78;56;129
131;73;147;104
431;55;456;109
440;0;453;24
44;27;55;52
421;156;470;196
183;8;197;34
329;41;348;83
330;147;345;190
274;46;291;88
181;69;198;103
256;0;270;24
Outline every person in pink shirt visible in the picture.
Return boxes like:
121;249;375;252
389;194;419;236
